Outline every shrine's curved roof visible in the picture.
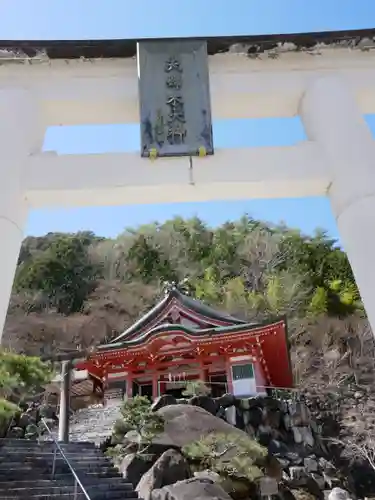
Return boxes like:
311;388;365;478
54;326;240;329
102;318;273;350
110;287;246;344
0;29;375;60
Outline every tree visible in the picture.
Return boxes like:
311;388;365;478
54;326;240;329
182;380;211;397
110;396;164;455
15;235;100;314
0;350;53;428
183;432;267;482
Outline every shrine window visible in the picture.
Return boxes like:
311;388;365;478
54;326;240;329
232;363;254;380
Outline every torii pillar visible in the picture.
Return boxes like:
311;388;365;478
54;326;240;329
0;90;42;341
300;76;375;332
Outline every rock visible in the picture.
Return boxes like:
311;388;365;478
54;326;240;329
119;453;155;488
242;411;250;425
220;477;255;499
284;414;292;430
257;425;273;446
289;402;310;426
225;406;236;426
304;457;318;473
268;439;289;457
263;397;282;411
188;396;218;416
277;486;297;500
18;412;35;429
310;473;325;490
318;457;336;473
151;395;177;412
154;405;250;456
248;406;263;427
265;408;282;428
300;427;314;447
239;399;250;410
292;427;303;444
244;423;255;437
305;476;324;499
328;488;352;500
286;452;303;465
6;426;24;438
151;478;232;500
248;396;264;408
259;476;279;496
235;408;245;430
266;456;284;481
216;393;236;408
323;473;341;489
290;489;317;500
136;449;190;500
193;471;220;482
289;467;307;482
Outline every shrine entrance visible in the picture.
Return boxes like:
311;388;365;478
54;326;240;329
164;384;187;399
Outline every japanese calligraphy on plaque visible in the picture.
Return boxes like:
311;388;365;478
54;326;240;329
137;40;214;157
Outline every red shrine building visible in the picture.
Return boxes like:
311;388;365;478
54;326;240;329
75;287;294;399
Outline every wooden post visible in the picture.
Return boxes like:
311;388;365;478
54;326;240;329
126;373;133;398
152;372;159;400
225;358;233;394
58;361;71;443
199;360;206;381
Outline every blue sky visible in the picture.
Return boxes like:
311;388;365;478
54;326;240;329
6;1;375;241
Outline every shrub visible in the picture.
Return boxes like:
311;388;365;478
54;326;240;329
183;432;267;483
111;395;164;454
182;380;211;397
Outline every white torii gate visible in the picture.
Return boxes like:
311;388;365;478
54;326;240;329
1;46;375;337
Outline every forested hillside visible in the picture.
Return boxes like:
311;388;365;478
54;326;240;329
3;216;373;402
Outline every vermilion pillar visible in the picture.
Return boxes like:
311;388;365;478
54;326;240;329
225;358;233;394
126;373;133;398
152;372;159;400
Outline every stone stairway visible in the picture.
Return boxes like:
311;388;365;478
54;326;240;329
68;399;122;444
0;439;138;500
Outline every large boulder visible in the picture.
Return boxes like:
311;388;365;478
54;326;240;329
188;396;218;416
328;488;352;500
119;453;155;488
151;395;177;412
136;449;191;500
151;478;232;500
216;393;237;409
154;404;249;452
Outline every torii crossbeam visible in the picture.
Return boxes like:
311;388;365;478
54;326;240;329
1;30;375;337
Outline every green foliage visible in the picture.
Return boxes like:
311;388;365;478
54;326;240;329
15;234;100;314
0;350;53;399
0;350;53;424
182;380;211;397
113;396;164;454
14;215;360;330
183;432;267;482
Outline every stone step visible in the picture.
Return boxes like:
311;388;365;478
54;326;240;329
0;459;114;469
0;471;122;482
0;478;132;489
0;465;119;479
0;451;105;460
0;493;137;500
0;439;96;451
0;485;137;497
0;456;111;465
0;439;96;448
